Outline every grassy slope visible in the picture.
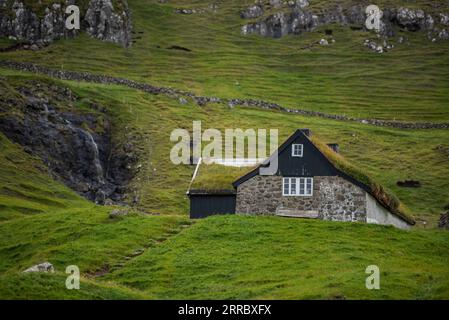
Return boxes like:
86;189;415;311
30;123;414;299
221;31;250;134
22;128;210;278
0;273;150;299
1;72;448;298
0;0;448;121
0;138;190;298
1;0;449;299
0;118;190;298
0;132;86;222
106;215;449;300
1;69;448;224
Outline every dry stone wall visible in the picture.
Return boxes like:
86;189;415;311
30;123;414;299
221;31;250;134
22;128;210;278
1;60;448;130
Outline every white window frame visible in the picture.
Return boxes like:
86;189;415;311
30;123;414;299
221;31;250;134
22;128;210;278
292;144;303;157
282;177;313;197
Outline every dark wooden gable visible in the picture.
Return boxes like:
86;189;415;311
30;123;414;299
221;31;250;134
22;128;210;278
276;131;338;177
233;129;368;193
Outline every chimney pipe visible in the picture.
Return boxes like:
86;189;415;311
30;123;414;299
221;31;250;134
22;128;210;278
327;143;340;153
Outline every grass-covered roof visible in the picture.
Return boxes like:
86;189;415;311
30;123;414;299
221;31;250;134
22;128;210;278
309;136;415;225
189;163;255;192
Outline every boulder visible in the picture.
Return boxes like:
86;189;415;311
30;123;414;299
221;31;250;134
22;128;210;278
270;0;282;9
24;262;54;273
85;0;132;47
109;209;129;218
296;0;310;9
439;29;449;40
395;7;431;31
241;5;263;19
440;13;449;25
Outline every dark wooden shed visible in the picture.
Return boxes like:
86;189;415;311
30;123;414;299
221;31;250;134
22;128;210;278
188;190;236;219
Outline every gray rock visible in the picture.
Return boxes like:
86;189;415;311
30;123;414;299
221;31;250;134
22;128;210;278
364;39;391;53
109;209;129;218
440;13;449;25
270;0;282;8
85;0;132;47
242;4;446;42
439;29;449;40
396;7;427;31
296;0;310;9
24;262;54;273
0;0;132;47
241;5;263;19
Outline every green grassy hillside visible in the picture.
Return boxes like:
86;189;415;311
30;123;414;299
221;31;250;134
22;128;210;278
2;70;447;224
1;0;449;121
2;215;449;300
0;132;86;222
1;0;449;300
105;215;449;300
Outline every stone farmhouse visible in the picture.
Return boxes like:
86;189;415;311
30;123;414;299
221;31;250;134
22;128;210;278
187;129;415;229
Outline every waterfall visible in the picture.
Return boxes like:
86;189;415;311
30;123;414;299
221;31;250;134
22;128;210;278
66;120;105;186
82;130;105;185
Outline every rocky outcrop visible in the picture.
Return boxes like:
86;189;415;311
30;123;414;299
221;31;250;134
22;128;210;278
0;0;132;47
241;3;449;42
0;79;140;204
84;0;132;46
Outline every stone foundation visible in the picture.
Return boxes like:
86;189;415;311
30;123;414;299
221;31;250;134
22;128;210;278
236;175;367;222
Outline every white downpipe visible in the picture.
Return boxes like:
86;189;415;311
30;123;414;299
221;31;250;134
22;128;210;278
187;157;202;194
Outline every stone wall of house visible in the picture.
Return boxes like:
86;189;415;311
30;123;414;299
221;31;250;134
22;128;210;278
366;194;411;230
316;176;366;222
236;175;367;222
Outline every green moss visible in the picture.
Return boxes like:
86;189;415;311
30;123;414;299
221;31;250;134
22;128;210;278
190;163;254;191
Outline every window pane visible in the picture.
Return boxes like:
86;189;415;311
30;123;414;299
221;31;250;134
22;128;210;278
299;178;305;195
291;178;297;195
306;178;313;195
292;144;303;156
283;179;289;195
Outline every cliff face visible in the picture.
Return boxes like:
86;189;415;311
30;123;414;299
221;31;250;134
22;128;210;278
0;79;140;205
241;1;449;42
0;0;132;47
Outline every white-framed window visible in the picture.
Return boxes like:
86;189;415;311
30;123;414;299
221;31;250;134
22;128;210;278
292;144;303;157
282;177;313;196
